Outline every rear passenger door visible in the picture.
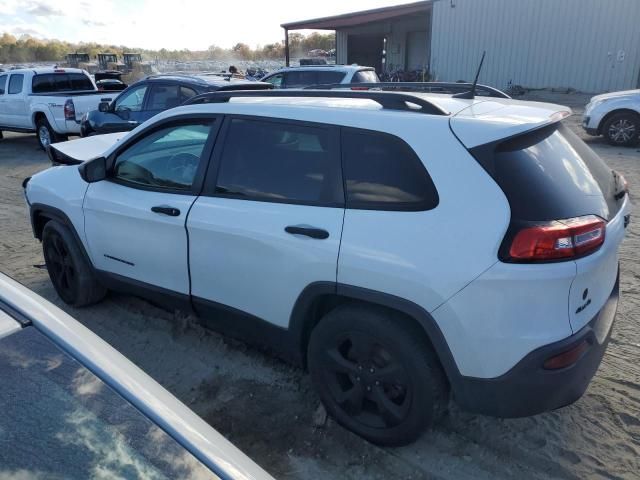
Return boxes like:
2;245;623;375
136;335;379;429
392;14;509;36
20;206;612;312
187;117;344;328
4;74;28;128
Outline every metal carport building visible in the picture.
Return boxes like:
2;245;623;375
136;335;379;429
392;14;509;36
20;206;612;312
282;0;640;93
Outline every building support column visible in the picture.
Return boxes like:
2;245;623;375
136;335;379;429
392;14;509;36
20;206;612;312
284;28;290;67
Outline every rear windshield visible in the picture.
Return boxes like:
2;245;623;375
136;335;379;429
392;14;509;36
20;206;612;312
285;70;346;88
0;327;219;479
352;70;379;83
471;123;623;221
32;73;95;93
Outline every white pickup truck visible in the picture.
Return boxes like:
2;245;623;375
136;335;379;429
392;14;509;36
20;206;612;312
0;67;116;149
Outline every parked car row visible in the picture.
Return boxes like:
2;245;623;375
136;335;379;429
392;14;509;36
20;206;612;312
25;86;630;446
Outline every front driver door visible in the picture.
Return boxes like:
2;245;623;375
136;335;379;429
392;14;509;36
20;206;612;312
83;118;219;294
108;84;149;132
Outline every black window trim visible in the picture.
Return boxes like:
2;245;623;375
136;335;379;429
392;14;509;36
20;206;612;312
0;74;7;95
201;114;345;208
340;126;440;212
106;113;222;196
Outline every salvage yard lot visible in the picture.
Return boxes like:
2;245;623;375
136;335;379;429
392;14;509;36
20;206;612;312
1;92;639;480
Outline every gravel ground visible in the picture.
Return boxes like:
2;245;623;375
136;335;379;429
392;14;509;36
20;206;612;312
0;92;638;480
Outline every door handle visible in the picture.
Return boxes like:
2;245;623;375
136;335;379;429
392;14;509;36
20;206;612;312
151;206;180;217
285;226;329;239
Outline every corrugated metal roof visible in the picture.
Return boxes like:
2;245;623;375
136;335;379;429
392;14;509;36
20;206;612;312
281;1;431;30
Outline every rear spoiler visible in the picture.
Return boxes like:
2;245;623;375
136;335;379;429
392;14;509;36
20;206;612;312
47;145;82;166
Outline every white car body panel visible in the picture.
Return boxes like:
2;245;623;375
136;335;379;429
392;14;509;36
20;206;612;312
26;165;89;246
0;272;274;480
451;99;571;148
337;120;511;314
583;89;640;133
51;131;127;161
432;260;576;378
83;181;194;294
569;195;630;332
188;198;344;327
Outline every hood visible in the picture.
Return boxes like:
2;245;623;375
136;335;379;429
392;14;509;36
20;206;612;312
590;89;640;103
449;98;572;148
48;132;127;165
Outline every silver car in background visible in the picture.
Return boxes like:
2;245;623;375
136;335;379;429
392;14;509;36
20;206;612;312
583;89;640;146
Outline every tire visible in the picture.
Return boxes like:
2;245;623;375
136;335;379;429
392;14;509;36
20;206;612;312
42;220;107;307
603;111;640;147
36;117;61;150
308;304;448;446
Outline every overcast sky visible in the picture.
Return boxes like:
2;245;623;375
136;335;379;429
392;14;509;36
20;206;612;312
1;0;406;49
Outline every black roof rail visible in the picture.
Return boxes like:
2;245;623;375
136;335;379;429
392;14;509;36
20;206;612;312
182;90;448;115
304;82;511;99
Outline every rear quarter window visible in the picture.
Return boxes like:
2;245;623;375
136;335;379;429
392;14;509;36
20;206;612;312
351;70;379;83
342;128;439;211
471;123;619;221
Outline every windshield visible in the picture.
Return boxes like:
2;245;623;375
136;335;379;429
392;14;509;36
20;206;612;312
0;327;219;480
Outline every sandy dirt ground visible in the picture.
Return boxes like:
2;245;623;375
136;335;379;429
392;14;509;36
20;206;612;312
0;92;638;480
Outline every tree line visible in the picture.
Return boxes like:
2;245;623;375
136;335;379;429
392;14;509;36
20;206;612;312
0;32;335;64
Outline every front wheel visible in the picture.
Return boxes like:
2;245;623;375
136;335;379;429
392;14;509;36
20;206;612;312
308;305;448;446
603;112;640;147
42;220;107;306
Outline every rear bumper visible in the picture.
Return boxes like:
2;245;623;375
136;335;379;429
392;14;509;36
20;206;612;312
453;270;619;417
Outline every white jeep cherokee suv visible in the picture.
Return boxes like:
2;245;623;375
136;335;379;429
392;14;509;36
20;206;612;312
23;89;631;446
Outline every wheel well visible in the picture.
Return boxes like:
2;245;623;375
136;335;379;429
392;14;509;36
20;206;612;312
299;295;450;389
33;112;46;129
32;211;52;240
598;108;640;135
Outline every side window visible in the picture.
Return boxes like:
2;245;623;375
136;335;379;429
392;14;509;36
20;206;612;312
147;85;181;110
115;85;148;112
284;71;317;88
180;86;197;102
342;129;439;210
113;122;213;190
0;75;6;94
316;71;347;85
215;118;342;205
264;73;284;88
8;74;24;94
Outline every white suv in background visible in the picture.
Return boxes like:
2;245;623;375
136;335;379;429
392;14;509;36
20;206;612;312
24;89;630;445
583;89;640;146
261;65;379;88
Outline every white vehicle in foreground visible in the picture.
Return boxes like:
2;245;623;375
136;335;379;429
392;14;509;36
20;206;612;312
0;272;273;479
0;68;115;149
24;89;630;446
583;89;640;146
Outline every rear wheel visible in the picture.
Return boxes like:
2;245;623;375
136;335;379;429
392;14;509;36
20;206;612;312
603;112;640;147
308;305;447;446
36;117;62;150
42;220;107;306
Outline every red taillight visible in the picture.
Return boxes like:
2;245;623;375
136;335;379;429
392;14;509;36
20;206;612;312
64;99;75;121
543;340;590;370
509;215;606;262
350;86;369;90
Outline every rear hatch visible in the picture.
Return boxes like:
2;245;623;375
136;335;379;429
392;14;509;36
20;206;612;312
451;100;630;333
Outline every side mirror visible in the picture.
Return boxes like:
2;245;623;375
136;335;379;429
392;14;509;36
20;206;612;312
98;101;110;112
78;157;107;183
